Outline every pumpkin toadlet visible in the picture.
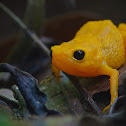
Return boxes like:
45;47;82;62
51;20;126;111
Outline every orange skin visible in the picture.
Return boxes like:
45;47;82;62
51;20;126;111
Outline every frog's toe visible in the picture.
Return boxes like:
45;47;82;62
102;104;111;113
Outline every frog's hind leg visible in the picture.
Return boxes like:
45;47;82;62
98;64;119;112
118;23;126;55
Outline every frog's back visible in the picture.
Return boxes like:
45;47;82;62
74;20;125;69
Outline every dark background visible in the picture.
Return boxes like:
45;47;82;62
0;0;126;40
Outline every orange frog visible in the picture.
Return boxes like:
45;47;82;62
51;20;126;111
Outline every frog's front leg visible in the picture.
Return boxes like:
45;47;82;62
98;65;119;112
52;65;60;81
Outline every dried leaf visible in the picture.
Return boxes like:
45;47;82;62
0;63;60;117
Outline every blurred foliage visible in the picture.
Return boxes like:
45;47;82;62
6;0;46;64
0;112;15;126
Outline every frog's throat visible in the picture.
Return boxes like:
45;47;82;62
52;65;60;81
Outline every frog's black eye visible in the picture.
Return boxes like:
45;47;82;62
73;50;85;60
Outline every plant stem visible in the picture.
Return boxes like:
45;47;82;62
0;2;50;59
0;3;26;29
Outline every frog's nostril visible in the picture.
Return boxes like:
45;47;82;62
50;51;52;57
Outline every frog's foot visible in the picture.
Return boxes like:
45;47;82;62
102;104;111;112
52;65;60;81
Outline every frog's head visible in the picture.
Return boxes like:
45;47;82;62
51;35;103;77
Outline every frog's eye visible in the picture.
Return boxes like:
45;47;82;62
73;50;85;60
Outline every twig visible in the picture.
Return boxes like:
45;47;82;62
11;85;29;118
0;3;26;29
66;73;102;115
88;97;101;115
60;74;87;116
0;2;50;57
109;97;118;115
0;95;19;109
11;85;27;109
